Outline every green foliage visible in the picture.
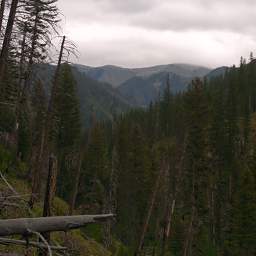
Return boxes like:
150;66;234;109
81;60;256;255
54;64;82;200
84;224;103;243
114;243;131;256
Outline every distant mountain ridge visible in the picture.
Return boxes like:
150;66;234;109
206;66;228;79
73;63;228;108
35;63;227;126
74;63;211;88
75;64;135;87
132;63;211;78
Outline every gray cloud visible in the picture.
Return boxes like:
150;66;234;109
57;0;256;68
130;1;256;33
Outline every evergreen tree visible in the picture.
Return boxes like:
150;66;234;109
55;64;81;200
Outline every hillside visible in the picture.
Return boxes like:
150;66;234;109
81;65;135;88
72;68;131;126
0;145;112;256
35;64;131;127
118;71;190;106
74;63;215;107
75;63;211;88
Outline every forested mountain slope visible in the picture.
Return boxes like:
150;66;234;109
77;59;256;255
75;63;211;88
0;0;255;255
34;64;131;127
118;71;191;106
1;57;255;255
77;65;135;88
76;63;228;107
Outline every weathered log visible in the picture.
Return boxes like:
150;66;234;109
0;254;22;256
0;237;67;251
0;214;114;236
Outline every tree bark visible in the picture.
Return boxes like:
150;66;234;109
48;35;65;113
0;254;22;256
103;146;118;248
69;152;82;215
0;0;6;33
0;0;19;78
0;214;114;236
43;154;57;218
29;126;46;208
38;154;57;256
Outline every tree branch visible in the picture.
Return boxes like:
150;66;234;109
0;237;67;251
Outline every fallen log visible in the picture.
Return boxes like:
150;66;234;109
0;254;22;256
0;214;114;236
0;237;67;251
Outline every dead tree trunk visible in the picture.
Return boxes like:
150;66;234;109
69;152;82;215
37;36;66;256
161;198;176;256
38;153;58;256
0;0;19;78
0;0;6;33
103;146;118;248
38;34;65;240
136;161;169;256
29;126;46;208
0;214;114;236
50;35;65;106
0;253;22;256
43;154;57;216
27;34;63;213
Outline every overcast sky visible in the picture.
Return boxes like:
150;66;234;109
57;0;256;68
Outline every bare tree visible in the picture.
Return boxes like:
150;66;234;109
69;150;83;215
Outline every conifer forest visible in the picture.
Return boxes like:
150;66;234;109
0;0;255;255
